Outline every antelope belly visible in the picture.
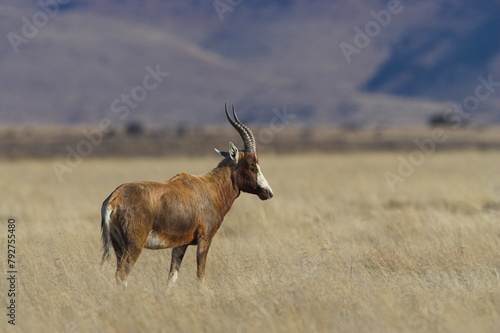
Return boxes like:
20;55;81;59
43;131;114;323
144;230;169;249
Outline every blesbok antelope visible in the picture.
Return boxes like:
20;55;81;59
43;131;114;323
100;105;274;287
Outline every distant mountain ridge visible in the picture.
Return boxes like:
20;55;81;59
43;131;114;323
1;0;499;126
362;15;500;100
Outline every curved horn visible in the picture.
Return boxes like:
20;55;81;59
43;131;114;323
225;104;256;153
231;105;256;152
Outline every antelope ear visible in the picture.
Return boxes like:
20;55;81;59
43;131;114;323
214;148;229;158
228;142;239;162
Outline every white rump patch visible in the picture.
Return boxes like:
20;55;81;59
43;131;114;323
145;230;168;249
104;208;112;225
257;164;273;195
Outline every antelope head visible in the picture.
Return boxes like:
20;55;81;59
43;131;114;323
216;104;274;200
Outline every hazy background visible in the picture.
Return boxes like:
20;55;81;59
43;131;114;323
1;0;499;128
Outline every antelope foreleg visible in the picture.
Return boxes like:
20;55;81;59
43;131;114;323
167;245;189;285
196;238;213;282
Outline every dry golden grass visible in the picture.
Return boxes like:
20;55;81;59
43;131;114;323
1;151;499;332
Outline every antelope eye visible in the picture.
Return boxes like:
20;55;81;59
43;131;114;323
247;164;258;173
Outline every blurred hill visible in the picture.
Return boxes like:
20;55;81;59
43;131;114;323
1;0;499;127
2;124;500;159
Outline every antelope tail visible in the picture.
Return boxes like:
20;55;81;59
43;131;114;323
100;196;113;265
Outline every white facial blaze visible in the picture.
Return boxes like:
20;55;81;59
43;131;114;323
256;164;273;195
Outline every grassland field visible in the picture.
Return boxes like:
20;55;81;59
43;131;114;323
0;151;499;332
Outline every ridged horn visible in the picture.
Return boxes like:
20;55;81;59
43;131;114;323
225;104;256;153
